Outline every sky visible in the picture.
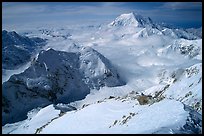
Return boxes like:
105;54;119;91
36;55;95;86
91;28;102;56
2;2;202;29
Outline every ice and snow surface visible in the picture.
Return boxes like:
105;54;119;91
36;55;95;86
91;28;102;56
2;105;60;134
40;99;188;134
2;12;202;134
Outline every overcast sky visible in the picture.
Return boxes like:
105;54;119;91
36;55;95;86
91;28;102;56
2;2;202;29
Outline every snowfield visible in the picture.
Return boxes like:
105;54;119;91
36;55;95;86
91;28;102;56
40;99;188;134
2;12;202;134
2;105;60;134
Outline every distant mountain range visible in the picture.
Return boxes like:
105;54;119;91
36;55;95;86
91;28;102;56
2;30;47;70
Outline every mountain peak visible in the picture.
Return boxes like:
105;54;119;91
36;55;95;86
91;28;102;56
109;12;153;27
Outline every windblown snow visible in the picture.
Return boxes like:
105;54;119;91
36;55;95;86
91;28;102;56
2;12;202;134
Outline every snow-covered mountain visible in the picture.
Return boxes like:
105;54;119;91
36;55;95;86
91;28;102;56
109;12;154;28
163;63;202;111
168;39;202;59
2;46;125;125
2;12;202;134
107;12;201;40
186;27;202;38
2;30;46;70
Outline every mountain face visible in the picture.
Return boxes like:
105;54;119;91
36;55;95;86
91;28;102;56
2;47;125;125
2;30;46;70
78;46;124;89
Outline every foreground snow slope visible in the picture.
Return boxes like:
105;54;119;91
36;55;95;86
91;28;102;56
40;99;188;134
2;105;60;134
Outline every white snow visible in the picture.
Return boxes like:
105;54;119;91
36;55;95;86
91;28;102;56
40;99;188;134
2;12;202;134
2;105;60;134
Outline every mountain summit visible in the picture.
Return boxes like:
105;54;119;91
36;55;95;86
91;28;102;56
107;12;200;40
109;12;153;27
